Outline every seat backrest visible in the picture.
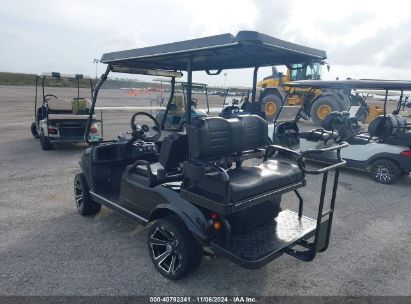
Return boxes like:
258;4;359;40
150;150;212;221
386;114;407;135
273;121;299;147
47;99;72;111
189;115;268;160
369;114;407;138
159;133;188;170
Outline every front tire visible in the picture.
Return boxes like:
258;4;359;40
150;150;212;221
310;97;341;125
74;173;101;216
260;94;282;122
148;215;202;280
40;129;53;150
31;122;39;138
370;159;400;184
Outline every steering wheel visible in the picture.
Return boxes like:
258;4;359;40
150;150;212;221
221;106;240;118
130;112;161;142
191;98;198;108
44;94;57;101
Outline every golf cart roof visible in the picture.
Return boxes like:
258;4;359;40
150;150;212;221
286;79;411;90
39;72;92;80
100;31;327;72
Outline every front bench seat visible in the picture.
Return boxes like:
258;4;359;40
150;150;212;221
126;133;189;187
186;115;303;203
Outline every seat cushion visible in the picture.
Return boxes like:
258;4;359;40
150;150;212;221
196;160;303;202
47;99;73;111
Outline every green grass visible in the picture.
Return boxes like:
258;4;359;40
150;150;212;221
0;72;246;92
0;72;162;89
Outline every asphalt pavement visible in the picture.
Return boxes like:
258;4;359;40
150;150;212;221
0;85;410;296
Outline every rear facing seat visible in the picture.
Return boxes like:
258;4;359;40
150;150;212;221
184;115;304;203
47;98;95;120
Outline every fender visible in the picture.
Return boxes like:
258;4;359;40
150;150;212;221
364;152;411;172
149;186;209;241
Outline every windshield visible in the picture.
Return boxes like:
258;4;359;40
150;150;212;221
289;63;322;81
306;63;322;80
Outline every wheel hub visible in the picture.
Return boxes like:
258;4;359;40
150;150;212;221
265;101;277;116
166;243;174;254
317;104;332;120
376;165;392;181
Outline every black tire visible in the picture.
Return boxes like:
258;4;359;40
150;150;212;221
148;215;202;280
260;94;282;122
31;122;39;139
370;159;401;184
74;173;101;216
40;129;53;150
310;96;341;125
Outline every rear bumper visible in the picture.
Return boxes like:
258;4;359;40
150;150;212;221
209;210;317;269
49;137;86;143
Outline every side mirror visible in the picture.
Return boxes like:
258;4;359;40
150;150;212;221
327;64;330;72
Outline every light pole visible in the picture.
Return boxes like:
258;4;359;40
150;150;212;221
93;58;99;79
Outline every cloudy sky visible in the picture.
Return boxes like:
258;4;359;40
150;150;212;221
1;0;410;86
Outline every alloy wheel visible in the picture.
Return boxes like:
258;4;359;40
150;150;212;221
149;225;182;275
74;178;83;209
374;163;395;182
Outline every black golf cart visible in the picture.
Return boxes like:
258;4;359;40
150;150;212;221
75;31;348;279
272;79;411;184
31;72;102;150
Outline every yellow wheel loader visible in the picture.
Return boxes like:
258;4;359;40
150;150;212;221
257;63;382;124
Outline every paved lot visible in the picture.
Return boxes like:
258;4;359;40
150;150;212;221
0;85;410;296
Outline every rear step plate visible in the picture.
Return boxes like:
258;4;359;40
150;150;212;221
210;210;316;268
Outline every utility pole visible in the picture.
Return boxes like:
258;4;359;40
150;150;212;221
93;58;99;79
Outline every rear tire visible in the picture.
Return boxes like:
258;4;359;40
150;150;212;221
40;129;53;150
370;159;400;184
74;173;101;216
310;96;340;125
31;122;39;138
148;215;202;280
260;94;282;122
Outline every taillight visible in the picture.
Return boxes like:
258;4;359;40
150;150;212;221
90;127;98;134
210;212;222;231
48;128;57;135
400;150;411;157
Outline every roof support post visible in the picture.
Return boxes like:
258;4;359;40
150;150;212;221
251;66;259;103
186;59;193;125
186;58;193;156
383;89;388;118
205;85;210;114
161;76;176;129
85;65;111;142
34;76;39;118
42;77;46;102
